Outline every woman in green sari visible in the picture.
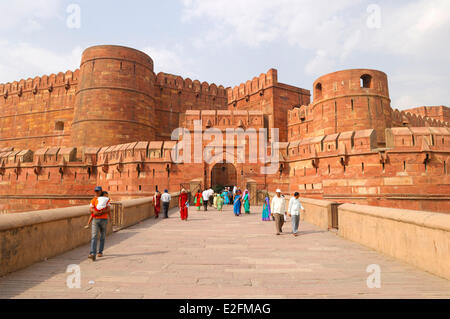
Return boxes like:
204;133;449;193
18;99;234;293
216;193;224;211
243;189;250;214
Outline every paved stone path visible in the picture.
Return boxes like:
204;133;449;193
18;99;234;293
1;205;449;299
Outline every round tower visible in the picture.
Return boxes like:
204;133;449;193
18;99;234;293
311;69;392;145
71;45;156;147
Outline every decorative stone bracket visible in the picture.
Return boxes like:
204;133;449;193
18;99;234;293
58;157;67;177
311;148;319;168
136;153;145;175
421;152;431;164
339;156;348;167
379;151;389;164
0;160;5;176
278;163;284;176
33;157;42;175
338;145;349;167
101;156;109;173
13;160;21;177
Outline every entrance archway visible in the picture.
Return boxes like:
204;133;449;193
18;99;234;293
211;163;237;188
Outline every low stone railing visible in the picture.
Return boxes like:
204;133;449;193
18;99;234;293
294;197;450;280
338;204;450;280
0;192;182;277
299;197;335;230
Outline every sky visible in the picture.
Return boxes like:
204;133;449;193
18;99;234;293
0;0;448;109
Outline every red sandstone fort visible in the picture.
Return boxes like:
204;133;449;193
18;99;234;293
0;45;449;213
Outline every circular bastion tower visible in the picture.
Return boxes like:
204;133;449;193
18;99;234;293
71;45;156;147
311;69;392;145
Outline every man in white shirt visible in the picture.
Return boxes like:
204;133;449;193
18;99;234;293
161;189;171;218
202;189;210;211
271;189;286;235
288;192;305;236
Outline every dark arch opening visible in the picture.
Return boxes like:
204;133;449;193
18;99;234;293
55;121;64;131
315;82;322;99
211;163;237;189
360;74;372;88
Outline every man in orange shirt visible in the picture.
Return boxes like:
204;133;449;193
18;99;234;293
88;186;110;261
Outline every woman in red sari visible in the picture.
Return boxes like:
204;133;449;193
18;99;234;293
179;189;189;221
153;191;161;219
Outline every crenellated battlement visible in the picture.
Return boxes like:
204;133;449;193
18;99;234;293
227;69;278;102
391;109;449;127
285;127;450;161
155;72;227;98
0;45;448;214
0;70;79;98
184;110;264;130
288;105;450;128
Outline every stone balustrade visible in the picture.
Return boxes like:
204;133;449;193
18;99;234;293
0;192;183;277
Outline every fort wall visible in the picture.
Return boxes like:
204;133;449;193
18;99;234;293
0;45;448;214
0;70;79;149
72;45;157;147
154;73;228;140
286;127;450;212
227;69;311;142
402;105;450;123
288;70;450;146
1;124;449;213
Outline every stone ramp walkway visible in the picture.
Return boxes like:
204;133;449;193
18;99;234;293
0;205;449;299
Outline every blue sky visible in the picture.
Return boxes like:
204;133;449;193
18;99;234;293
0;0;449;109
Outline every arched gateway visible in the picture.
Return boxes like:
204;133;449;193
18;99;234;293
211;163;237;188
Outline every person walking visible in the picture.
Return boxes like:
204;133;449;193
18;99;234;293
288;192;305;236
153;190;161;219
233;189;242;216
194;189;203;211
202;189;210;211
216;193;224;211
261;192;271;221
179;189;189;221
161;189;171;218
208;188;214;207
271;189;286;235
243;189;250;214
213;192;218;208
221;188;229;205
227;187;233;205
88;186;111;261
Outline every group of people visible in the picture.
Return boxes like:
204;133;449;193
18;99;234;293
85;184;305;262
192;186;251;217
262;189;305;236
152;189;172;219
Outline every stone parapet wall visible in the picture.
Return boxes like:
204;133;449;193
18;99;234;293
0;192;182;276
338;203;450;280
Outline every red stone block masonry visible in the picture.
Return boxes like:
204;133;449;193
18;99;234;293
0;45;449;213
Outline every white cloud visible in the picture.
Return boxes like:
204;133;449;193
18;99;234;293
0;0;63;32
142;45;198;79
0;42;82;83
181;0;450;107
